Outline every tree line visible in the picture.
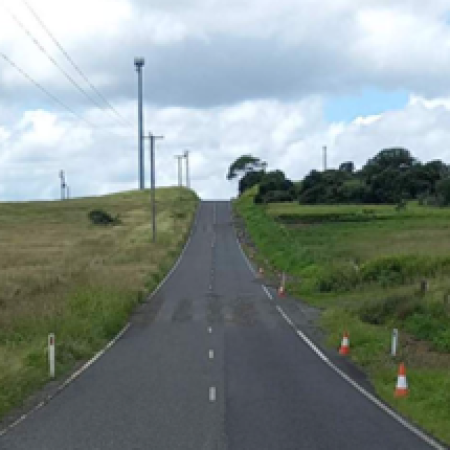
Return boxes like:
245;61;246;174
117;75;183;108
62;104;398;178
227;149;450;206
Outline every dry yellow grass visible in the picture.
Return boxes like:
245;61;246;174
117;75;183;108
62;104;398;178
0;187;198;419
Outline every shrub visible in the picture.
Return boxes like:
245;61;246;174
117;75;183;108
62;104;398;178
403;304;450;352
88;209;119;226
262;190;295;204
431;327;450;352
358;295;423;325
316;264;360;292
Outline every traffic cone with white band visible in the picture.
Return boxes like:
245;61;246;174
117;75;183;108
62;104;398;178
339;331;350;355
395;363;409;397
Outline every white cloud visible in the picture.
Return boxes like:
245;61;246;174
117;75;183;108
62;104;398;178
2;0;450;201
3;93;450;201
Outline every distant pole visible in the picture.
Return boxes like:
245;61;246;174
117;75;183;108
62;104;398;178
66;185;70;200
323;146;327;172
184;150;190;189
134;57;145;190
175;155;183;187
146;133;164;243
59;170;66;200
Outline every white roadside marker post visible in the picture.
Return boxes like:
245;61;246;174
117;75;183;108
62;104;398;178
48;334;55;378
391;329;398;357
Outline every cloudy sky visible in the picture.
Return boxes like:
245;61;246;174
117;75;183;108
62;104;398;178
1;0;450;200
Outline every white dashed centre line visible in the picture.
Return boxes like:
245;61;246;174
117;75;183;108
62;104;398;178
208;327;212;334
209;349;214;360
209;387;216;402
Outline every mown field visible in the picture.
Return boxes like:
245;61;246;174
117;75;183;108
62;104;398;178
0;187;198;421
235;189;450;445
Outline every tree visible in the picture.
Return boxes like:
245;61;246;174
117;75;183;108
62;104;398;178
247;148;448;206
339;162;355;174
298;169;353;204
362;148;416;180
436;178;450;206
227;155;266;180
238;170;265;195
255;170;295;204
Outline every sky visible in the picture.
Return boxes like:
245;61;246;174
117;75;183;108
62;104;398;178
2;0;450;200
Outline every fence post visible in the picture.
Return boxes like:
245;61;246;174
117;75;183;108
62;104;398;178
391;329;398;357
48;334;55;378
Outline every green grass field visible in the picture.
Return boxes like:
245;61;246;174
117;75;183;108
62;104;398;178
235;189;450;445
0;187;198;420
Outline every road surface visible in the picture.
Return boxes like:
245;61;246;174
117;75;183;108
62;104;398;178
0;201;438;449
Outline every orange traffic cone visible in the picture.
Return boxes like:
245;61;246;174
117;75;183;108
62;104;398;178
339;331;350;355
395;363;409;397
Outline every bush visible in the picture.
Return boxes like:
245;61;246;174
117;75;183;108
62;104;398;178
358;295;423;325
260;190;295;204
361;255;450;287
88;209;119;226
316;264;360;292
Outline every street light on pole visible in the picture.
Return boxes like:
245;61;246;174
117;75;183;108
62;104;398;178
183;150;190;189
134;57;145;190
145;133;164;243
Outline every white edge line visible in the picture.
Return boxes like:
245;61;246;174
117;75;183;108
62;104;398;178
235;229;257;276
262;285;273;300
0;202;202;438
265;288;444;449
234;225;444;450
326;361;445;450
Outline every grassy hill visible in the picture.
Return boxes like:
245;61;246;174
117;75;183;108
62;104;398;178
0;187;198;420
235;189;450;445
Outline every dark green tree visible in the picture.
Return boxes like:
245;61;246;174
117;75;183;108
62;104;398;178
362;148;416;180
227;155;266;180
436;178;450;206
255;170;295;204
339;162;355;174
238;170;265;195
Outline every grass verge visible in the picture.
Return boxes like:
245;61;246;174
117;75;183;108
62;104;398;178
0;187;198;420
234;188;450;445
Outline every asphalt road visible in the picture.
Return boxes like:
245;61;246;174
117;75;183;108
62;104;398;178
0;201;438;449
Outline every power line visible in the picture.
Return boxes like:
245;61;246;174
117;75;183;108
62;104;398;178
0;51;134;140
19;0;135;131
0;51;93;127
2;4;126;128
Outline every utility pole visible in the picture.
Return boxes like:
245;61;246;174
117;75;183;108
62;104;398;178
134;57;145;190
59;170;66;200
145;133;164;243
183;150;190;189
323;146;328;172
175;155;183;187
